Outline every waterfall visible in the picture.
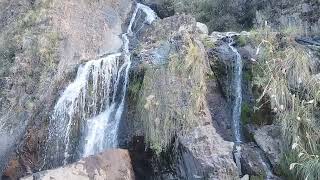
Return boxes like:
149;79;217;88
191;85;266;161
227;34;243;144
226;33;276;179
43;3;157;168
226;33;243;174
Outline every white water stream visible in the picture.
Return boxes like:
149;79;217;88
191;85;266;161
226;33;243;174
44;3;157;167
228;36;243;144
227;33;275;179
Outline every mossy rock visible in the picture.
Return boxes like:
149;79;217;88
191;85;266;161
134;38;207;154
241;102;251;125
236;35;248;47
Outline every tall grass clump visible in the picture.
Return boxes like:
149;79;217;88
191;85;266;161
252;26;320;180
137;38;207;155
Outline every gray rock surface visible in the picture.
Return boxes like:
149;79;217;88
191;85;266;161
254;125;282;171
21;149;135;180
177;125;239;180
208;37;238;99
240;143;271;176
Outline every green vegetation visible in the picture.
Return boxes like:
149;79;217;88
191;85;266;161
0;0;59;110
165;0;257;31
251;26;320;180
241;102;251;125
202;36;216;49
128;70;144;103
39;32;60;70
236;35;248;47
169;53;184;76
243;70;253;82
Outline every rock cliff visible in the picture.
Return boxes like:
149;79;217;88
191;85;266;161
0;0;133;177
126;15;239;179
0;0;319;180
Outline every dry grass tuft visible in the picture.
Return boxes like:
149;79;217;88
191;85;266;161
137;37;208;154
252;26;320;180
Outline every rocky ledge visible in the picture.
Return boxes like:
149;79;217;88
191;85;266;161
20;149;134;180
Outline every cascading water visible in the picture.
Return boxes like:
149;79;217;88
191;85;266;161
226;33;276;179
43;3;157;168
226;33;243;174
227;34;243;144
47;54;122;166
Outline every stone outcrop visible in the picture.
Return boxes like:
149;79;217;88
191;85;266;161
253;125;282;172
240;143;270;176
208;38;235;98
20;149;135;180
1;0;133;177
126;14;239;179
196;22;209;35
177;125;238;180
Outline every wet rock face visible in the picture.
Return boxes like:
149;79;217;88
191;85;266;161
20;149;135;180
207;33;253;100
1;0;133;177
208;40;235;99
206;34;247;141
206;75;233;141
